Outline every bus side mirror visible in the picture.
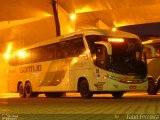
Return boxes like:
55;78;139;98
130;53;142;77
95;44;108;70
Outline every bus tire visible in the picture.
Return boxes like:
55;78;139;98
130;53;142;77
79;79;93;99
147;78;157;95
25;82;38;98
17;82;25;98
111;92;124;98
45;92;64;98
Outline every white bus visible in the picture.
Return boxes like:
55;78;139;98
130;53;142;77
143;39;160;95
7;29;148;98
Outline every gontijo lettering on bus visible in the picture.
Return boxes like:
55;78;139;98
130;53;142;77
20;65;41;73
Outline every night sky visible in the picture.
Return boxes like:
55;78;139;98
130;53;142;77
119;22;160;39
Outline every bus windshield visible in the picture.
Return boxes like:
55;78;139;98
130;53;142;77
86;35;147;77
110;38;142;65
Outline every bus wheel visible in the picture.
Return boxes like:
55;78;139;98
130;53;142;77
147;78;157;95
45;92;64;98
111;92;124;98
18;83;25;98
25;82;38;98
79;79;93;99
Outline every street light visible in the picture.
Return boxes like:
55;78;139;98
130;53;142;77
69;13;76;21
112;27;117;32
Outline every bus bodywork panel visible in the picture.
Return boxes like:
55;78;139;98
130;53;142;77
107;75;148;91
88;69;148;92
8;60;71;92
147;58;160;80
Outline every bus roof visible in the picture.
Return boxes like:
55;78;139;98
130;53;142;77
19;29;139;51
142;39;160;45
75;29;139;39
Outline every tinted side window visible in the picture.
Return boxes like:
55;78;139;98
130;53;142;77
31;47;42;63
69;37;85;57
43;43;59;61
60;42;70;58
16;54;23;65
9;37;85;65
9;53;17;66
85;35;102;55
9;51;31;65
23;50;31;64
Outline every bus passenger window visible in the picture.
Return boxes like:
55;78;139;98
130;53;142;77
60;42;70;58
31;47;42;63
9;53;17;66
23;50;31;64
69;37;85;57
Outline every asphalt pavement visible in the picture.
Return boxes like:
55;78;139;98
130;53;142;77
0;92;160;120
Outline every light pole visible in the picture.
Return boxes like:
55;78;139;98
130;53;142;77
51;0;60;36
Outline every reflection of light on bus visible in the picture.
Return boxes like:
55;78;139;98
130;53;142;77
17;51;27;58
79;50;90;59
4;53;10;60
7;43;13;53
71;50;90;65
71;58;78;65
4;42;13;60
